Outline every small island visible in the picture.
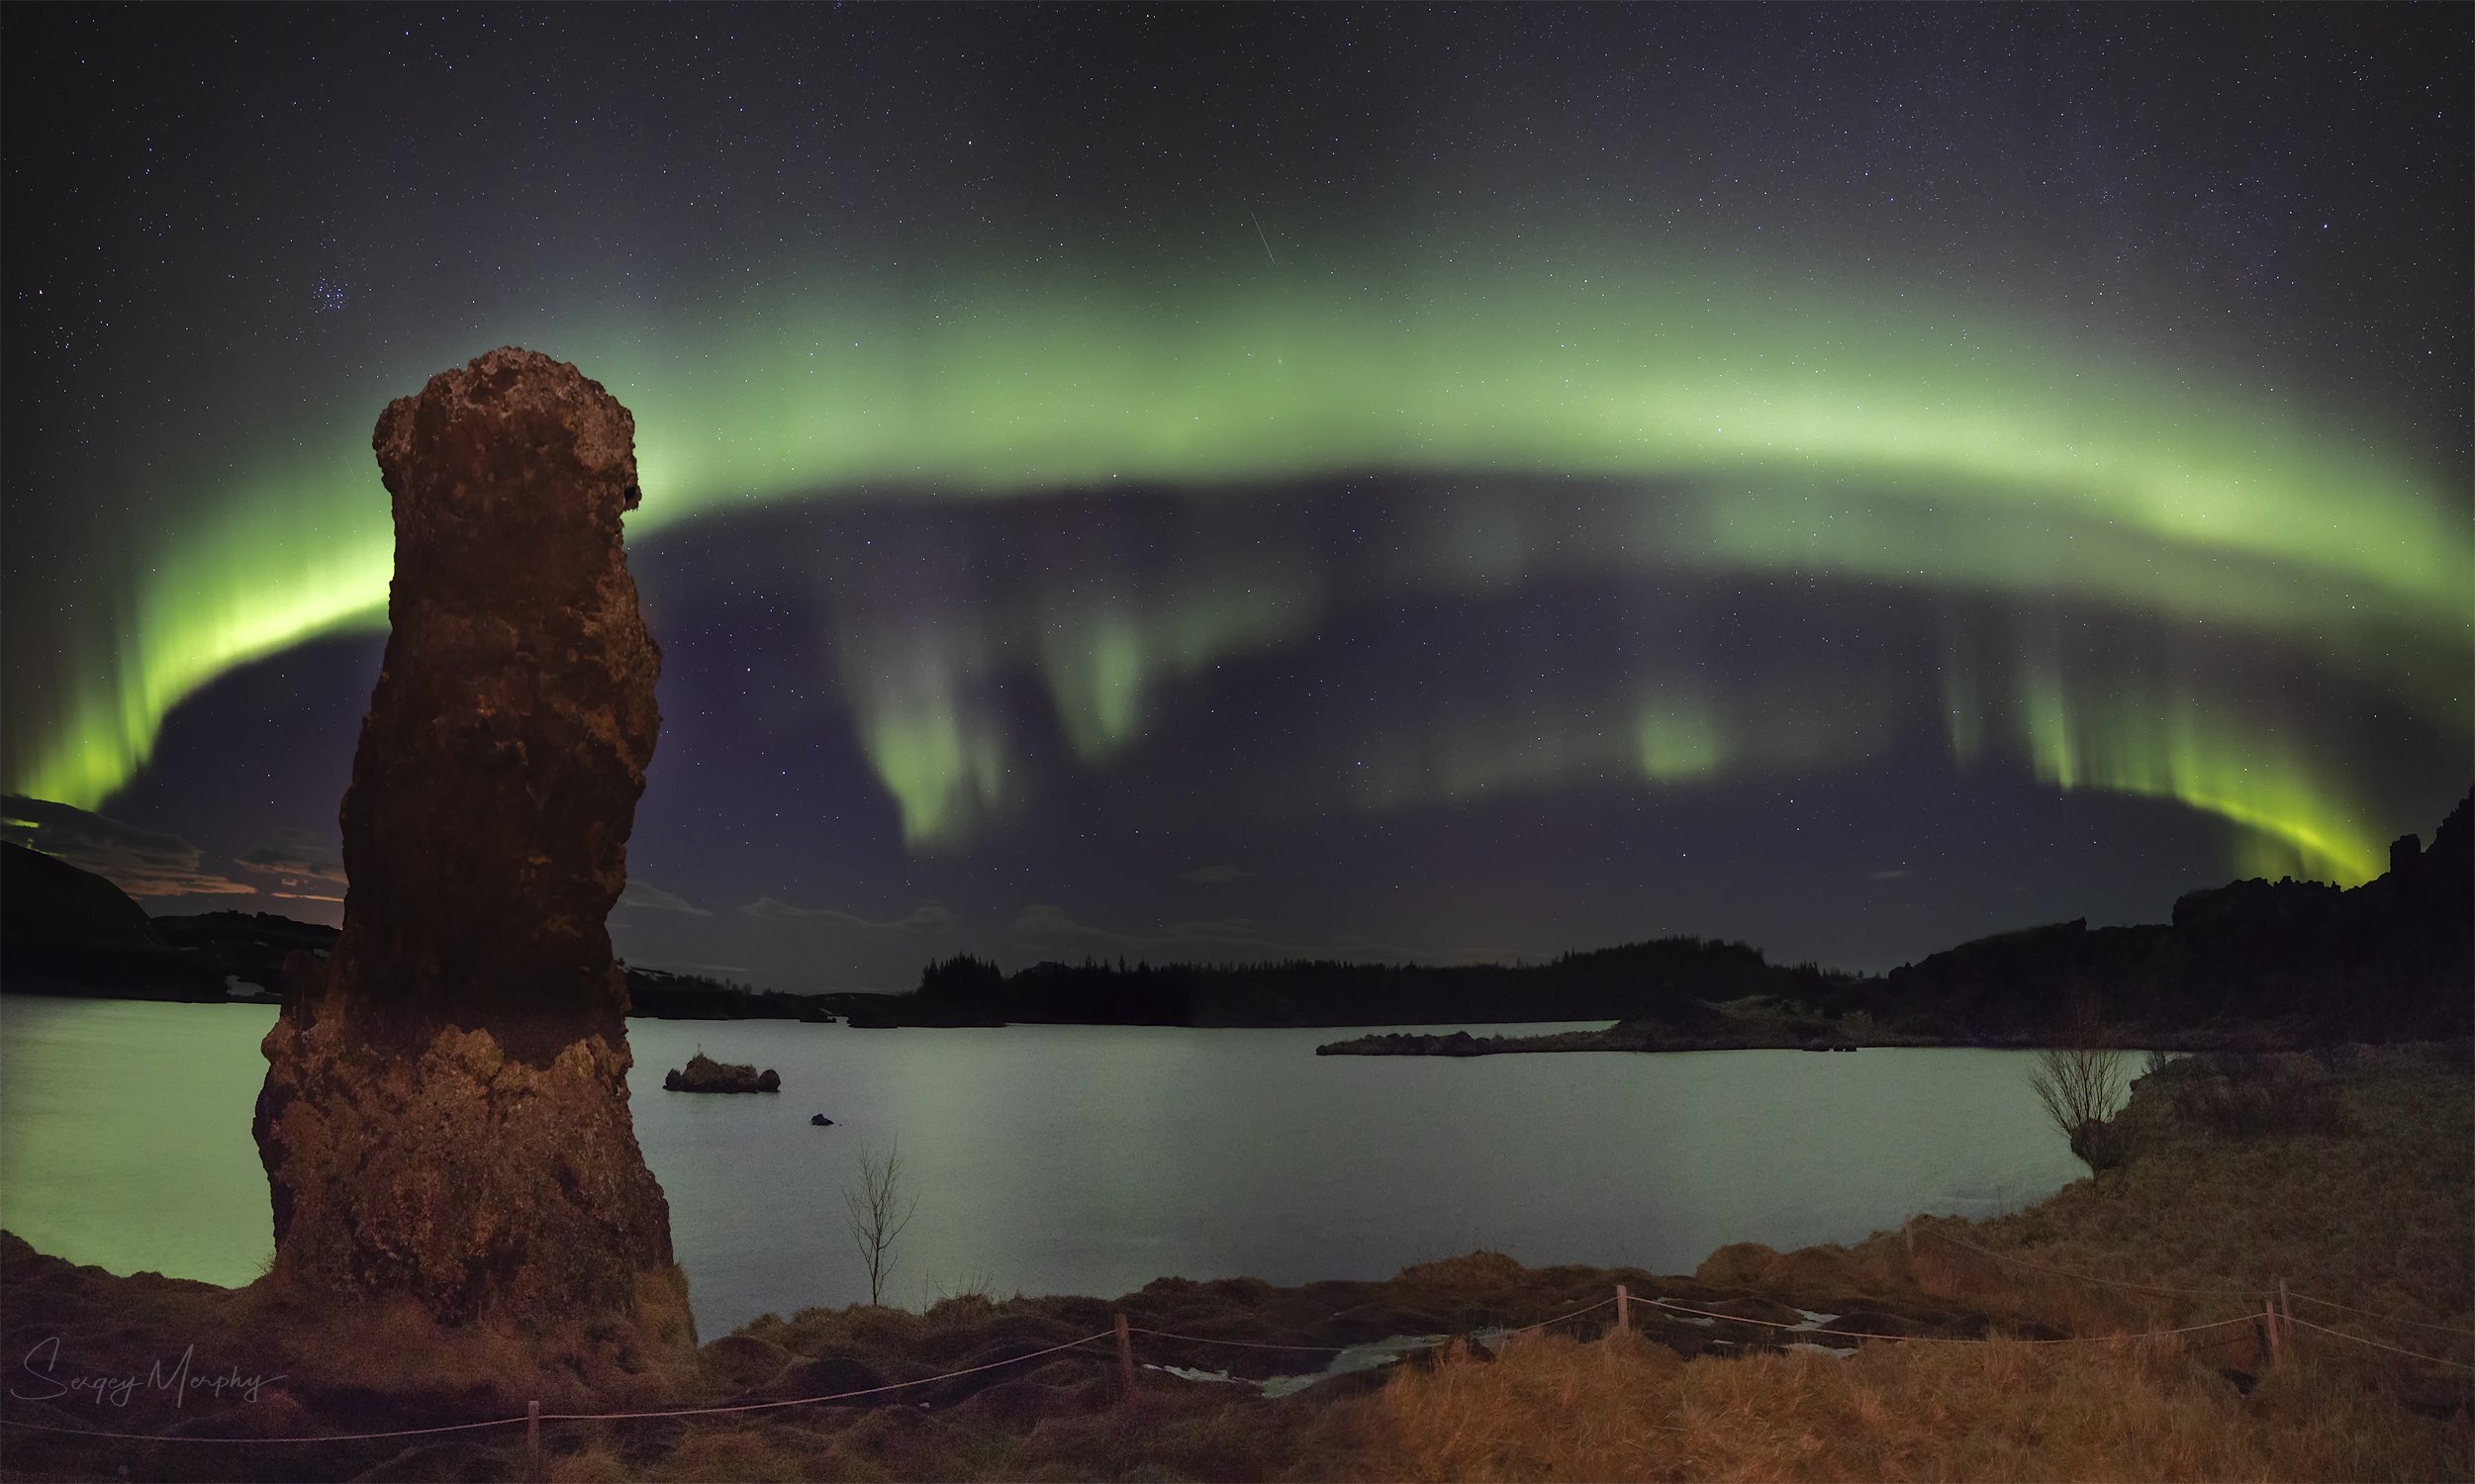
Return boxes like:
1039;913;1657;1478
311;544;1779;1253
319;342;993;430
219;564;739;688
1319;1012;1870;1058
663;1052;781;1093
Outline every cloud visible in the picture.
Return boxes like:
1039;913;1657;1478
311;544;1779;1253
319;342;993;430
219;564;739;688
1008;904;1457;966
235;828;348;886
740;897;956;933
1;794;256;898
1180;863;1252;883
618;878;713;916
628;959;752;978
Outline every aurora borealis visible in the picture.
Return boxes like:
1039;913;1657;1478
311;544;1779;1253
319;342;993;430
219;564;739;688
4;5;2466;992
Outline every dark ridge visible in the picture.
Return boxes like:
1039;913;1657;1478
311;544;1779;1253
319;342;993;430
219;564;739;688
0;841;227;1000
5;787;2465;1045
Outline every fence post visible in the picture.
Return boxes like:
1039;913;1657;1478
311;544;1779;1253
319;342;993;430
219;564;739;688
1114;1312;1136;1405
2277;1278;2291;1353
1616;1283;1631;1334
525;1399;541;1483
2263;1300;2283;1369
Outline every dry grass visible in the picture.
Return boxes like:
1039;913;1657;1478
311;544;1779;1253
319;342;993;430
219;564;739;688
1686;1046;2474;1347
1322;1326;2473;1482
527;1384;1363;1482
1897;1046;2475;1345
222;1258;706;1408
1312;1043;2475;1484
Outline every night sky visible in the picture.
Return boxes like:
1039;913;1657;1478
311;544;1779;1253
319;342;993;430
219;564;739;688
4;5;2467;993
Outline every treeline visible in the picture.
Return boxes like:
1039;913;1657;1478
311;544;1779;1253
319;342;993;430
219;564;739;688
16;784;2458;1047
622;965;838;1022
859;937;1857;1029
1826;789;2474;1044
850;788;2473;1043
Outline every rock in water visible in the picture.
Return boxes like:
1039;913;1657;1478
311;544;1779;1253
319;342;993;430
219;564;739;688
661;1053;782;1093
253;348;685;1342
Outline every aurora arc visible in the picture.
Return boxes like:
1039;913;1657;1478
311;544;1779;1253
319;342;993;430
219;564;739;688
10;253;2465;883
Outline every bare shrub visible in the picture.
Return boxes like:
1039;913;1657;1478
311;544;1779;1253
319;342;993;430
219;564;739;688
844;1141;917;1307
2031;1015;2131;1172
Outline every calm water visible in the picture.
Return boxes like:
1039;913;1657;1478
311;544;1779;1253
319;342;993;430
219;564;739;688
0;1000;2085;1335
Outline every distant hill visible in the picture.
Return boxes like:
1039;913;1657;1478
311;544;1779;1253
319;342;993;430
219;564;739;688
848;788;2474;1041
856;935;1854;1029
621;966;839;1022
5;788;2466;1044
1838;788;2473;1044
150;910;339;993
0;841;233;1000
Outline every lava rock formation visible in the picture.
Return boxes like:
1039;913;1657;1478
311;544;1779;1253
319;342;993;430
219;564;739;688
252;348;684;1337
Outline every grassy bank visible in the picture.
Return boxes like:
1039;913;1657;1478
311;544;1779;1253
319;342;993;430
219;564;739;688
1335;1044;2473;1482
3;1045;2466;1481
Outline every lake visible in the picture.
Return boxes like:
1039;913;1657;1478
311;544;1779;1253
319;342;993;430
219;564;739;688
0;999;2087;1336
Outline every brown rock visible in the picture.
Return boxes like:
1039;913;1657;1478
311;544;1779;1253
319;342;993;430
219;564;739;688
252;348;682;1338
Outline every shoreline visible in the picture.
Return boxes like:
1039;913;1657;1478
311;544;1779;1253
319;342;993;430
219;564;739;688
1312;1020;2352;1057
0;984;2384;1054
1;1043;2466;1480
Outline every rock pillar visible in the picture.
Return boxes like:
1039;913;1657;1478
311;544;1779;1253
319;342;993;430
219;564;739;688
253;348;679;1333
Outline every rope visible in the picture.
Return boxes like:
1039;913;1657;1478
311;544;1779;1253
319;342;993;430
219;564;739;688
0;1413;528;1446
545;1329;1114;1421
1133;1295;1618;1354
2288;1291;2475;1339
1128;1328;1351;1353
0;1330;1117;1444
1924;1230;2475;1340
1501;1295;1619;1335
1641;1296;2257;1347
2286;1315;2475;1372
1648;1295;1996;1343
1918;1230;2267;1299
19;1279;2465;1448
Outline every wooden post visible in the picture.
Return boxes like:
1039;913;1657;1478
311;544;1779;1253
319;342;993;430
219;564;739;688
1616;1283;1631;1334
1114;1312;1136;1405
525;1399;542;1483
2278;1278;2292;1351
2263;1301;2283;1369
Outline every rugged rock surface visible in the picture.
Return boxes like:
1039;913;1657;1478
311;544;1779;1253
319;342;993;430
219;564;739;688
252;348;685;1340
663;1051;782;1093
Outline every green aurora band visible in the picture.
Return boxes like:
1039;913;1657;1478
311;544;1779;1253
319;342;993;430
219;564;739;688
9;253;2466;882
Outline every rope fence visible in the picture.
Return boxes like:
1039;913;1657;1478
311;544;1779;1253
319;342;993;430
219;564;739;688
5;1262;2465;1461
1136;1293;1620;1356
0;1413;533;1446
1127;1327;1350;1352
1502;1294;1619;1335
2285;1315;2475;1372
1913;1227;2475;1349
1640;1295;2259;1347
1917;1228;2269;1300
0;1329;1118;1447
2287;1290;2475;1338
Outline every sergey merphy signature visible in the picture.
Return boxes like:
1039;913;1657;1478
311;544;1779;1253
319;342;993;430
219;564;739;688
10;1337;285;1408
